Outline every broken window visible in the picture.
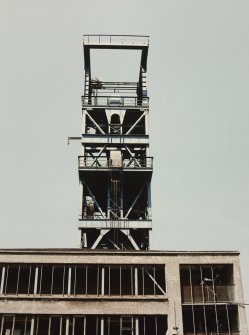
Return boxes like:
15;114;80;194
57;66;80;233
1;315;15;335
0;315;167;335
0;263;166;298
180;265;234;303
182;299;239;334
138;265;166;296
181;265;238;335
0;266;3;293
0;315;32;335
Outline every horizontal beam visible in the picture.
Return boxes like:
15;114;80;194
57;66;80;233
0;299;167;315
78;167;153;173
78;220;152;229
82;135;149;144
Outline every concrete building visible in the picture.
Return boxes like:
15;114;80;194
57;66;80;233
0;249;247;335
0;35;248;335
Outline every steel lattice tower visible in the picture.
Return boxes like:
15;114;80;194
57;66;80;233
78;35;152;250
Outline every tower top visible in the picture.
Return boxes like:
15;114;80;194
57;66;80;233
83;34;149;48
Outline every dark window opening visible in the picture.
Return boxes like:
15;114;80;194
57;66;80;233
37;316;49;335
50;316;61;335
87;266;99;295
110;267;121;295
110;114;121;134
40;265;53;295
75;266;87;295
17;266;30;295
121;267;132;295
52;266;64;295
74;317;85;335
5;265;19;294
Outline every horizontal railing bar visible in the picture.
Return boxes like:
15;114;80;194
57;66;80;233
83;35;149;46
83;34;149;38
78;156;153;169
82;95;148;98
100;81;138;85
81;96;149;107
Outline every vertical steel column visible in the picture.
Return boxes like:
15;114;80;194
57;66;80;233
0;315;4;335
66;317;70;335
4;265;9;295
82;112;86;140
211;266;219;334
189;266;196;335
107;183;111;219
226;304;231;335
83;316;86;335
0;266;5;295
79;180;84;220
200;267;207;335
135;267;138;295
147;182;152;220
30;318;35;335
68;267;72;296
120;184;124;219
100;317;104;335
11;316;15;335
16;265;20;295
101;267;105;295
34;266;39;295
135;317;139;335
48;316;52;335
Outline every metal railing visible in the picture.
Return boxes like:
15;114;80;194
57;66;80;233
78;156;153;169
83;34;149;46
81;96;149;108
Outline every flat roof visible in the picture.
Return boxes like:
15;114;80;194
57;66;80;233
0;249;240;256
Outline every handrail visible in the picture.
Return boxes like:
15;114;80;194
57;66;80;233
81;95;149;107
83;34;149;37
83;35;149;46
78;156;153;169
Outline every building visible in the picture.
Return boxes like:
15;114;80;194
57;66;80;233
0;35;248;335
0;249;247;335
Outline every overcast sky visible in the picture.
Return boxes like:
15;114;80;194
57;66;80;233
1;0;249;317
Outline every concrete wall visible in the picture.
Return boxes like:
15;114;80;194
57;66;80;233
0;250;247;335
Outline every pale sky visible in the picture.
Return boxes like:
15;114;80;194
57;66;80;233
0;0;249;318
